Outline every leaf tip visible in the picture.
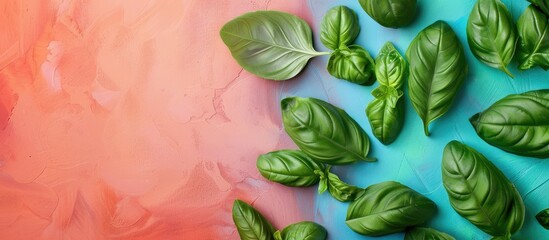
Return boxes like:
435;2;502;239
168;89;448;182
469;113;480;129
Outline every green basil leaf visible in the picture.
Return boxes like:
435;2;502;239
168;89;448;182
257;150;325;187
317;174;328;194
366;92;404;145
346;181;437;236
232;200;276;240
467;0;517;77
536;208;549;229
327;45;376;85
405;227;456;240
490;234;511;240
358;0;417;28
470;89;549;159
220;11;328;81
442;141;525;238
277;221;328;240
517;5;549;71
325;167;364;202
529;0;549;17
406;21;468;136
375;42;408;89
282;97;374;165
320;6;360;50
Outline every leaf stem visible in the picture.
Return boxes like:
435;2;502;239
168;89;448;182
501;66;514;79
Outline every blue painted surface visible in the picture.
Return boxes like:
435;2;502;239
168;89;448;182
281;0;549;239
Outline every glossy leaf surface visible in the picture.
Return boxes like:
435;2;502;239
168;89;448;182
470;89;549;159
257;150;325;187
518;5;549;71
232;200;276;240
346;181;437;236
405;227;456;240
366;89;404;145
529;0;549;16
220;11;327;80
375;42;408;89
467;0;517;77
358;0;417;28
406;21;468;136
320;6;360;50
282;97;372;165
327;45;376;85
536;208;549;229
442;141;525;238
274;222;327;240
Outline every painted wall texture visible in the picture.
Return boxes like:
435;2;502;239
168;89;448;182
0;0;547;240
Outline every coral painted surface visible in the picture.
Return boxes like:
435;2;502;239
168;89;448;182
0;0;547;239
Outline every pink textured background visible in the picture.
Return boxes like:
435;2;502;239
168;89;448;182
0;0;314;239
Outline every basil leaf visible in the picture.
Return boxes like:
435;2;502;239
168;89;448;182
327;45;376;85
358;0;417;28
442;141;525;238
406;21;468;136
375;42;408;89
467;0;517;77
529;0;549;17
366;91;405;145
257;150;325;187
470;89;549;159
536;208;549;229
276;221;328;240
282;97;374;165
325;167;364;202
405;227;456;240
320;6;360;51
517;5;549;71
220;11;328;81
346;181;437;236
232;200;276;240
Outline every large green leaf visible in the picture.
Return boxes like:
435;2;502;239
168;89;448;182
470;89;549;158
232;200;276;240
536;208;549;229
517;5;549;71
366;88;405;145
320;6;360;50
282;97;373;165
256;150;325;187
220;11;327;80
405;227;456;240
375;42;408;89
358;0;417;28
325;167;364;202
442;141;525;238
327;45;376;85
467;0;517;77
529;0;549;17
406;21;468;136
346;181;437;236
274;222;327;240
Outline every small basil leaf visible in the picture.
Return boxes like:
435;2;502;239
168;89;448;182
366;92;404;145
407;21;468;136
346;181;437;236
529;0;549;17
518;5;549;71
317;171;328;194
536;208;549;229
327;45;376;85
325;169;364;202
358;0;417;28
282;97;374;165
220;11;328;81
277;221;328;240
320;6;360;50
405;227;456;240
232;200;276;240
257;150;325;187
442;141;525;237
375;42;408;89
467;0;517;77
470;89;549;159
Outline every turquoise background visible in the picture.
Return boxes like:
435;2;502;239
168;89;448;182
280;0;549;239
